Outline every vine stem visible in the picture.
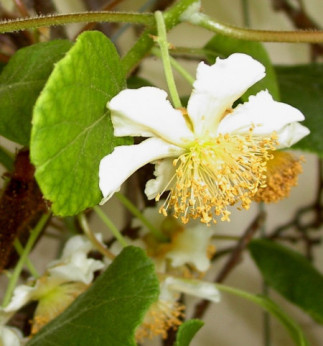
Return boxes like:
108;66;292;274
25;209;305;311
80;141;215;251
78;212;116;259
2;213;50;308
151;47;195;85
259;202;271;346
13;240;39;278
187;13;323;43
121;0;199;75
0;11;155;34
92;206;128;248
115;192;168;242
155;11;182;108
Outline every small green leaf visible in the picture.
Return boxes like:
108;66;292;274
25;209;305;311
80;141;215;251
31;31;130;216
0;40;72;145
249;239;323;324
204;35;280;101
174;319;204;346
276;64;323;156
27;246;159;346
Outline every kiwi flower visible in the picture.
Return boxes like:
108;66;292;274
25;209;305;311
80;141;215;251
99;53;309;224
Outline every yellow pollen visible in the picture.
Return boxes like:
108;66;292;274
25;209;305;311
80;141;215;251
158;129;278;224
135;299;185;341
253;151;304;203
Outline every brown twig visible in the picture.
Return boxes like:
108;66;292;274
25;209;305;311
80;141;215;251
13;0;29;18
192;211;266;319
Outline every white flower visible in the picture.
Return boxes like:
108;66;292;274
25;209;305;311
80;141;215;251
3;235;105;334
99;53;310;224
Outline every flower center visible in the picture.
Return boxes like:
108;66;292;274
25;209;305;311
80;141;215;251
158;128;278;224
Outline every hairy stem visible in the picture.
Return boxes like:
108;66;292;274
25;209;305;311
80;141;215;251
0;11;155;34
188;13;323;43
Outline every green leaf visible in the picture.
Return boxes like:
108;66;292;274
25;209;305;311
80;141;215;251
249;239;323;324
174;319;204;346
217;283;309;346
0;40;72;145
0;145;14;171
27;246;159;346
31;31;129;216
204;35;280;101
276;64;323;156
126;76;153;89
0;61;5;74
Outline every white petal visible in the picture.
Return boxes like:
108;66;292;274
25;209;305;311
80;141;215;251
3;285;35;313
47;234;104;284
60;235;93;259
166;224;214;272
0;326;22;346
276;122;310;149
187;53;265;136
165;277;221;303
144;159;176;200
217;90;306;137
108;87;194;146
99;138;183;203
48;253;104;285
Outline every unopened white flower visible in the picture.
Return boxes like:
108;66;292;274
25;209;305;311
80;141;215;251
99;53;309;224
3;235;104;334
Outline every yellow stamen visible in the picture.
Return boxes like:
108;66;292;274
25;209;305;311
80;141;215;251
135;299;185;341
253;151;304;203
159;129;278;224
